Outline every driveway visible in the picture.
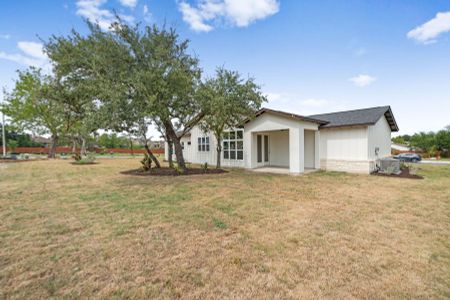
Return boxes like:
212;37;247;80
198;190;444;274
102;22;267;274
419;160;450;166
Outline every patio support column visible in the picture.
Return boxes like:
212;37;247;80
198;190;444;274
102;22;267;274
289;127;304;174
314;131;320;169
244;130;254;169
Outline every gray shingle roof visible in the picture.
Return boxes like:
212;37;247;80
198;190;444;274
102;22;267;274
309;106;399;131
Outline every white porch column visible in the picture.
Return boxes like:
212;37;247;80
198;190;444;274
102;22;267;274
244;130;253;169
289;127;304;174
164;141;168;161
314;131;320;169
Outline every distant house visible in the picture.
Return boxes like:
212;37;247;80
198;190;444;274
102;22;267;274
31;135;52;147
165;106;399;174
391;143;410;152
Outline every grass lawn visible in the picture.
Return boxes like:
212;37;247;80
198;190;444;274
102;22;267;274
1;159;449;299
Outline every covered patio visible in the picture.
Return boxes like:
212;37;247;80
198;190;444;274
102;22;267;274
243;108;325;175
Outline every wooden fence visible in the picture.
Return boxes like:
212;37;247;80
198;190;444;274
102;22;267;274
5;147;164;155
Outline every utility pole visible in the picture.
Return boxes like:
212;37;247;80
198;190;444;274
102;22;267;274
1;97;5;158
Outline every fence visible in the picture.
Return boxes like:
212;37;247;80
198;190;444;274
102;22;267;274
5;147;164;155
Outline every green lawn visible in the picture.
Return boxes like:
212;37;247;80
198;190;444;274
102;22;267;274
0;159;449;299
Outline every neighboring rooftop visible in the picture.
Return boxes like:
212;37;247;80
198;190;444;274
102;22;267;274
309;106;399;131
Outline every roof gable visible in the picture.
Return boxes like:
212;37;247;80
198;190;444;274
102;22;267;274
245;108;328;125
309;106;399;132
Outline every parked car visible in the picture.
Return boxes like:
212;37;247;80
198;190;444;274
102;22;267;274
393;153;422;163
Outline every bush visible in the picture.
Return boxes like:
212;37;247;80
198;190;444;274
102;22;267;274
140;153;152;171
7;140;18;153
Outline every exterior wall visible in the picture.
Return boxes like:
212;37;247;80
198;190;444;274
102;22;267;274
268;130;289;167
164;125;245;168
368;116;392;161
304;130;315;169
320;159;371;174
319;118;393;174
367;116;392;172
319;126;370;173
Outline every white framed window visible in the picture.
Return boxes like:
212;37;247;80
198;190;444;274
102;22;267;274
198;137;210;152
223;129;243;160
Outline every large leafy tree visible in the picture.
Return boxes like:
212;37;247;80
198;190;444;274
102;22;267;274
2;68;70;158
45;18;202;171
436;128;450;152
410;132;436;152
198;68;266;168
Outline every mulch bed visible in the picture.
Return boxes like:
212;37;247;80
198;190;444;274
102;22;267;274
0;158;48;163
372;167;423;179
70;161;99;165
121;167;228;176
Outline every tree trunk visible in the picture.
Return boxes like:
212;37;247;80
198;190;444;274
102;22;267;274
167;137;174;168
129;137;134;157
144;143;161;168
49;135;58;158
71;138;77;154
81;137;87;156
216;137;222;169
165;121;186;172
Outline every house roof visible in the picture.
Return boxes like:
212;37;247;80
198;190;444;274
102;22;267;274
245;108;329;125
309;106;399;132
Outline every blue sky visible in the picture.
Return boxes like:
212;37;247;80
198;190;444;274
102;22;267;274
1;0;449;136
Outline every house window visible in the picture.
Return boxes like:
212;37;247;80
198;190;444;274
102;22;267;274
181;141;184;150
223;129;243;160
198;137;210;152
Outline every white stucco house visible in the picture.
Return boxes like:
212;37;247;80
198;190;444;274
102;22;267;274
164;106;399;174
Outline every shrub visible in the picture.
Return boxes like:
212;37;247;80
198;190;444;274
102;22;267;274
140;153;152;171
7;140;18;153
202;162;208;172
409;164;418;175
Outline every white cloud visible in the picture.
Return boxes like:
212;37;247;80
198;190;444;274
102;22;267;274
0;41;50;71
265;92;344;115
179;0;280;32
143;4;152;22
0;34;11;39
300;98;329;107
349;74;376;87
119;0;137;8
407;11;450;44
265;92;282;102
76;0;134;30
17;42;47;60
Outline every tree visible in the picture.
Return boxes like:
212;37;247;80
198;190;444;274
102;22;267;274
410;132;436;152
198;68;266;168
2;68;70;158
45;18;202;171
435;128;450;151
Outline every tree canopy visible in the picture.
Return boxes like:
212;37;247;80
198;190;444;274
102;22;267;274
1;68;71;158
198;67;266;168
44;18;203;170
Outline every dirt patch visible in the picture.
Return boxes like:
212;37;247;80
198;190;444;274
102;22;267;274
372;167;423;179
121;167;228;176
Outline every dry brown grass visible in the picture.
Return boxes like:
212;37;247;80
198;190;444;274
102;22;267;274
0;159;449;299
